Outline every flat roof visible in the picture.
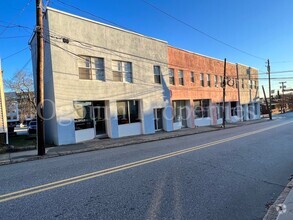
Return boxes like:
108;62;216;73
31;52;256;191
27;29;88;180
46;7;168;44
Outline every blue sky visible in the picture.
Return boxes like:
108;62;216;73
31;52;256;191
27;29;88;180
0;0;293;94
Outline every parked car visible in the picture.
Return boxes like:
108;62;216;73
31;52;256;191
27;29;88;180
28;120;37;135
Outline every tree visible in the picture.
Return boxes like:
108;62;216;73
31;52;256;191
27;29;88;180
5;71;36;124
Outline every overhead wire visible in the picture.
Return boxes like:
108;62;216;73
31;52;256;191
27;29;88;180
140;0;266;61
2;47;30;61
0;0;33;36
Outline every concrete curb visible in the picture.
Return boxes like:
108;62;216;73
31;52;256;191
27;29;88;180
263;178;293;220
0;119;270;166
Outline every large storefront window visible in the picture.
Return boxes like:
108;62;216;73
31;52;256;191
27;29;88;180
117;100;140;125
194;99;209;118
172;100;186;123
73;101;94;130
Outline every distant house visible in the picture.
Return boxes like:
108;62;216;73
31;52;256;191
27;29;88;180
5;92;36;125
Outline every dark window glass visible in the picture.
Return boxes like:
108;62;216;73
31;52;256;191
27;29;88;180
169;68;175;85
154;66;161;84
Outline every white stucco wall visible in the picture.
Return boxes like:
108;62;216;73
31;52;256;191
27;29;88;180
35;8;173;145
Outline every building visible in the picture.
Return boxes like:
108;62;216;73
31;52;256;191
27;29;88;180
236;64;260;120
5;92;19;124
0;60;8;144
30;7;173;145
168;46;240;129
5;92;35;125
30;7;260;146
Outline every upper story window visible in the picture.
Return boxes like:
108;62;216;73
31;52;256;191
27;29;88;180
242;79;244;89
178;70;184;85
252;80;255;89
254;80;257;89
220;76;223;87
249;80;252;89
190;72;195;83
78;56;105;80
200;73;204;86
214;75;218;87
169;68;175;85
154;66;161;84
207;74;211;87
112;60;132;83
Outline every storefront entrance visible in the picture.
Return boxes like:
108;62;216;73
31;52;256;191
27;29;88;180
93;101;107;137
154;108;163;131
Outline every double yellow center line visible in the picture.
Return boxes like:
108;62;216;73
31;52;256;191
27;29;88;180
0;121;292;203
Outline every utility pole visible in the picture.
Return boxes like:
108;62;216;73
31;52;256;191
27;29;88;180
262;86;270;117
36;0;45;155
266;59;272;120
279;81;287;113
222;58;226;128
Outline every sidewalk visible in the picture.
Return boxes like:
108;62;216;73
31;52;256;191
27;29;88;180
0;118;269;166
264;178;293;220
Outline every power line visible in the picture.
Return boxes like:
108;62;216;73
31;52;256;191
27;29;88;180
0;0;33;36
54;0;137;33
2;47;30;61
0;35;30;39
141;0;266;61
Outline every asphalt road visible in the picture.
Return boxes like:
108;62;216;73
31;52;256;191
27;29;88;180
0;113;293;220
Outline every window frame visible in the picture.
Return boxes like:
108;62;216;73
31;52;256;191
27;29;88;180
194;99;210;118
112;60;133;83
207;74;211;87
178;70;184;86
190;71;195;83
200;73;204;87
117;100;140;125
78;56;105;81
154;65;161;84
169;68;175;85
214;75;218;87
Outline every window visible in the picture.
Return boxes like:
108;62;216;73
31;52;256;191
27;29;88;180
112;60;132;83
73;101;94;130
169;68;175;85
173;100;186;123
154;66;161;84
214;75;218;87
231;102;238;116
200;73;204;86
251;80;255;89
190;72;195;83
242;79;244;89
207;74;211;87
249;80;252;89
194;99;209;118
235;79;239;89
254;80;257;89
178;70;184;85
78;56;105;80
117;100;140;124
220;76;223;87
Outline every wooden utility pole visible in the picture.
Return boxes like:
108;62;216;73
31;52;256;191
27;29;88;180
279;81;287;113
36;0;45;155
266;59;272;120
222;58;226;128
262;86;270;117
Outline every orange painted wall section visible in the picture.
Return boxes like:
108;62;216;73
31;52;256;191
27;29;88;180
168;46;239;103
